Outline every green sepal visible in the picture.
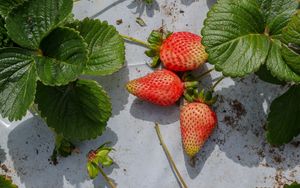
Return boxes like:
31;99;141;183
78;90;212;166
184;81;199;89
183;91;195;103
87;161;99;179
182;71;194;82
197;89;218;106
145;49;158;58
87;142;114;179
148;56;161;68
147;30;163;47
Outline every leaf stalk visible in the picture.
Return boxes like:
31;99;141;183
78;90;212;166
96;164;117;188
120;34;152;49
194;68;214;80
154;123;188;188
212;76;225;91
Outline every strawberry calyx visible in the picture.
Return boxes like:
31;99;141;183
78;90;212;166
197;89;218;105
145;29;172;68
184;88;218;106
183;81;198;89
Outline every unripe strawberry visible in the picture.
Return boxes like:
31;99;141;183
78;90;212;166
126;69;184;106
160;32;208;72
180;102;217;157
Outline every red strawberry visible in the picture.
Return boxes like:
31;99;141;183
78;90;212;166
126;69;184;106
180;102;217;157
160;32;208;71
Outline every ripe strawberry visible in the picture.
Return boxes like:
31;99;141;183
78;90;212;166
126;69;184;106
180;102;217;157
160;32;208;71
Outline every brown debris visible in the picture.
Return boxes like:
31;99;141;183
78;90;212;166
230;99;246;118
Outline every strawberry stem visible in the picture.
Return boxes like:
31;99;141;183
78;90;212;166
120;34;152;49
184;81;198;89
154;123;188;188
96;165;117;188
212;76;225;91
194;68;214;80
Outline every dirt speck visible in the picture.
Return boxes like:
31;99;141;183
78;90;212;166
189;156;199;168
257;149;265;158
116;19;123;25
0;164;9;173
223;116;235;126
274;169;292;188
290;141;300;148
230;99;246;118
273;155;283;164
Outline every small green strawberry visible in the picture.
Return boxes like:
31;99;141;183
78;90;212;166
160;32;208;71
126;69;185;106
180;102;217;157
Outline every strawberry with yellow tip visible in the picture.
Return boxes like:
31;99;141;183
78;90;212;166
126;69;185;106
160;32;208;71
180;102;217;157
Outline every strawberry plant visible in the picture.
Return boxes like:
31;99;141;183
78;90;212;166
285;182;300;188
87;143;116;188
0;0;125;157
0;175;17;188
202;0;300;145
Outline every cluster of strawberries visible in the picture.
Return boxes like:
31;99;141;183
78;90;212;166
126;32;218;158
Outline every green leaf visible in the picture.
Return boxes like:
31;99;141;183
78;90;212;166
266;85;300;145
69;18;125;76
284;182;300;188
283;12;300;48
35;79;112;140
201;0;269;77
255;65;284;85
54;134;75;157
6;0;73;49
0;16;13;48
281;45;300;74
87;161;99;179
265;40;300;83
35;27;88;86
257;0;298;35
281;12;300;74
0;0;23;17
0;175;18;188
0;48;37;121
201;0;299;80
